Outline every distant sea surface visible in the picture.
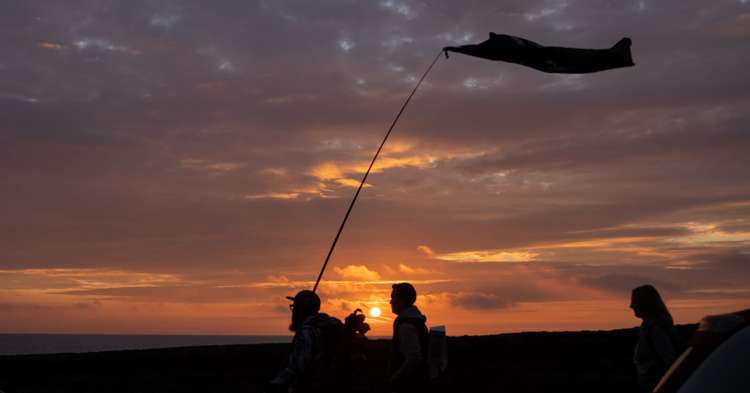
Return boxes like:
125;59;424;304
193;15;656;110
0;334;291;355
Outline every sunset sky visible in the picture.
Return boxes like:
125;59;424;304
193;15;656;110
2;0;749;336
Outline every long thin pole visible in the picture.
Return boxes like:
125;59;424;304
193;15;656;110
312;50;443;292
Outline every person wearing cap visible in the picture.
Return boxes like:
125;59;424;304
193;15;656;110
267;290;344;393
388;282;429;393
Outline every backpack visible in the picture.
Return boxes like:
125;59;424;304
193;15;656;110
427;325;448;381
310;310;370;388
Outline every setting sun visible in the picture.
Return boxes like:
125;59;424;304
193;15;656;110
369;307;382;318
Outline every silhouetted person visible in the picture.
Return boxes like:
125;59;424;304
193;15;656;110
389;283;429;393
631;285;677;392
268;290;344;393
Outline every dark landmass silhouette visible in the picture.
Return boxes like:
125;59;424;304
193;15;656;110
0;324;696;393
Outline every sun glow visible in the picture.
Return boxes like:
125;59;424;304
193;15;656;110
369;307;382;318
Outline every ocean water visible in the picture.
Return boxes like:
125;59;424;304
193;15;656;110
0;334;291;355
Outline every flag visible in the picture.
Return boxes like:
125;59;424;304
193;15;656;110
444;33;634;74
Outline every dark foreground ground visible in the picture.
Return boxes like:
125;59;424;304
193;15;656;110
0;324;696;393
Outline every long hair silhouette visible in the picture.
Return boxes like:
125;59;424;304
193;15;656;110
631;284;674;327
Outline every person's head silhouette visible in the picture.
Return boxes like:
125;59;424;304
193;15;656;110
286;290;320;332
630;284;673;326
390;282;417;315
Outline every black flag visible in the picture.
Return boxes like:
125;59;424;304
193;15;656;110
444;33;634;74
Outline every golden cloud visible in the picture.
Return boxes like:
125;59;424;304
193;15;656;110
398;263;429;274
667;222;750;246
310;162;343;181
38;42;64;50
0;268;183;292
335;178;371;188
258;142;492;201
333;265;382;281
245;192;301;200
416;245;435;256
419;245;537;263
435;250;538;263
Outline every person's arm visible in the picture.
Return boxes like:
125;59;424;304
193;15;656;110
650;325;677;366
270;327;315;387
391;323;424;383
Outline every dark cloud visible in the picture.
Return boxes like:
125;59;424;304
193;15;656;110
450;292;513;310
565;249;750;297
689;250;750;282
579;273;682;295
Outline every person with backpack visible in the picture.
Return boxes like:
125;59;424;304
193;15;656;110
631;284;682;392
388;283;430;393
268;290;349;393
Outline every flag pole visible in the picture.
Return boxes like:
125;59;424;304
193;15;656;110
312;50;443;292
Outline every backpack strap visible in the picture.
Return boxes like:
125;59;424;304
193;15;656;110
393;317;429;358
390;317;431;388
